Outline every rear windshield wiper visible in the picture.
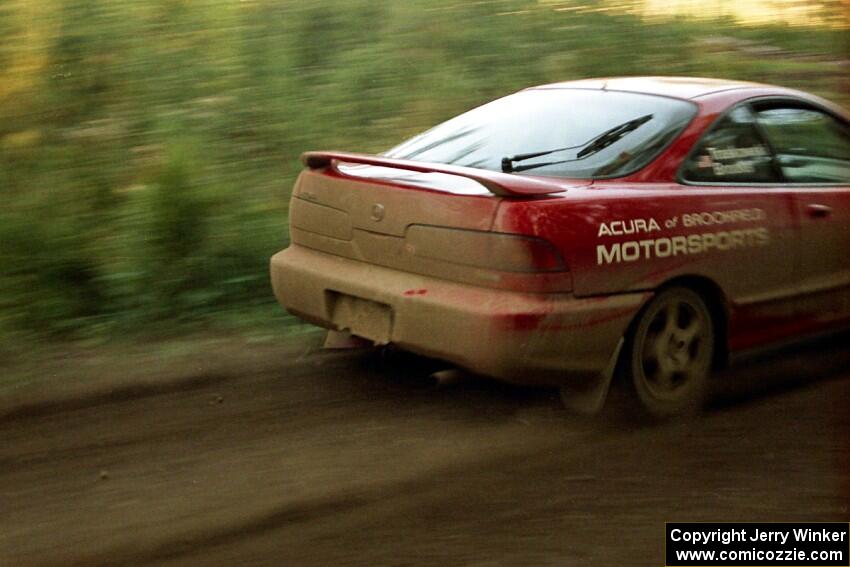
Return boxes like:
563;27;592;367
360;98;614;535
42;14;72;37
501;114;654;173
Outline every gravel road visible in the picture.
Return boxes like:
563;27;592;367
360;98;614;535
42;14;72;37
1;335;848;566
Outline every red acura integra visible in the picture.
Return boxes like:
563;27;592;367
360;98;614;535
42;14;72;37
271;77;850;416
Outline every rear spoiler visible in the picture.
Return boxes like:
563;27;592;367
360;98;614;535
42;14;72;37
301;151;567;197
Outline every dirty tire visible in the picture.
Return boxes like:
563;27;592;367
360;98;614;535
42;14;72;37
623;287;714;418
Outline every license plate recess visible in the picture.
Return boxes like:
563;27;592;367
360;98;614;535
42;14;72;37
327;292;393;345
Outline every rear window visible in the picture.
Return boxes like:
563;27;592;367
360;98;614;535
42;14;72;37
384;89;696;180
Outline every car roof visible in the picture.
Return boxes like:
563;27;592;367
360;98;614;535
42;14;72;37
530;76;773;100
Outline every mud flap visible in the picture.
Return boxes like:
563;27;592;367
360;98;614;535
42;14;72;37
323;330;374;349
559;338;623;415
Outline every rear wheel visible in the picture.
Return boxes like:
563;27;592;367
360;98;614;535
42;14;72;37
623;287;715;417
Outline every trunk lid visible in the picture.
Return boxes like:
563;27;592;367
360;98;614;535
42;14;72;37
288;158;586;291
292;166;501;240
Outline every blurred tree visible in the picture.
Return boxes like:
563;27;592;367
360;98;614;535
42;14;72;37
0;0;846;340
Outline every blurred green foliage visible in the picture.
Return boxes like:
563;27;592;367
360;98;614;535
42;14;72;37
0;0;846;341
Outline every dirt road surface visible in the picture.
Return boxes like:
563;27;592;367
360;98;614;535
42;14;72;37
1;334;848;566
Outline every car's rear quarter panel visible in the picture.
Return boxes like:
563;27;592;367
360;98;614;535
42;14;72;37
494;185;801;351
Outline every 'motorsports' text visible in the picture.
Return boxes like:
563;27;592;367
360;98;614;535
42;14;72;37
596;209;770;266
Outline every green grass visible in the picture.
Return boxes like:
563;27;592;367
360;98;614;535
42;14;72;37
0;0;846;345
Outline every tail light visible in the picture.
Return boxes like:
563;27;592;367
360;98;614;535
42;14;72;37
405;225;566;273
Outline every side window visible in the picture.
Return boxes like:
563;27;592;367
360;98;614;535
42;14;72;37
754;106;850;184
682;106;780;184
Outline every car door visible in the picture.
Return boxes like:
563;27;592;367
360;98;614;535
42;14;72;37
753;101;850;330
679;104;802;351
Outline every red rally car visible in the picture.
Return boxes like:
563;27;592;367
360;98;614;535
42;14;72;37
270;77;850;416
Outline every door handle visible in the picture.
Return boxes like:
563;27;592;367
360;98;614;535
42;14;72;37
806;203;832;219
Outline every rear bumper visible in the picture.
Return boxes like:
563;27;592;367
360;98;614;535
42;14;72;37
271;245;650;385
